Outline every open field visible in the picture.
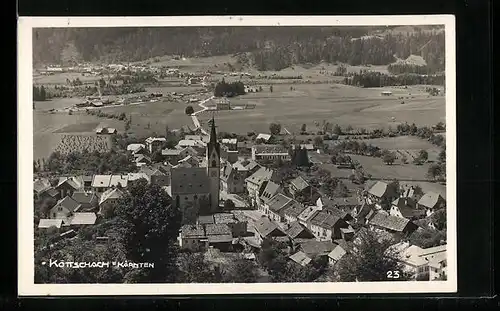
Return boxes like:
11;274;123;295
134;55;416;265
350;154;432;181
360;136;441;162
34;72;102;85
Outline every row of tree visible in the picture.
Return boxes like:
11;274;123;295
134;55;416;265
213;80;246;97
343;71;445;88
33;85;48;101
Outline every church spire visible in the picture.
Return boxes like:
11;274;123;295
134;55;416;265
207;115;220;160
210;115;217;144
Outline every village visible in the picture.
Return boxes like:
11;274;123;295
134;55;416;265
33;113;447;282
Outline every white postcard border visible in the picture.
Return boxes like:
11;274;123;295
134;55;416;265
18;15;457;296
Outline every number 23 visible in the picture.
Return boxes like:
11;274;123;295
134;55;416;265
387;271;400;279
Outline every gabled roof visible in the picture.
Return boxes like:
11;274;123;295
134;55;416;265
245;167;276;185
71;191;98;205
181;224;206;238
282;200;307;218
220;164;234;182
69;212;97;225
197;215;215;225
170;167;210;194
38;219;63;229
110;175;128;188
260;181;282;204
254;217;284;238
289;251;312;266
162;148;183;156
127;143;145;152
299;240;337;257
127;172;149;182
327;244;347;261
417;192;445;209
290;175;310;192
56;176;83;190
54;196;81;212
205;223;232;236
368;181;389;198
233;158;259;171
297;206;321;223
145;137;166;143
323;206;348;219
221;138;237;145
309;210;343;230
368;212;413;232
99;188;124;205
284;221;313;239
91;175;112;188
267;193;293;213
33;179;51;194
255;133;272;141
252;144;288;155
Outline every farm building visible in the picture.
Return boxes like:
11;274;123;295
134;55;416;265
381;91;393;96
214;97;231;110
95;127;117;135
255;133;272;142
251;144;290;162
145;137;167;153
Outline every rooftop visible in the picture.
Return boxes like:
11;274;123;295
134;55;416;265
290;175;310;192
309;210;343;230
368;212;412;232
170;167;210;194
284;221;311;239
181;224;206;238
368;181;390;198
205;223;232;236
289;251;312;266
327;244;347;261
417;192;445;209
69;212;97;225
252;144;288;155
299;240;337;257
267;193;293;213
38;219;63;229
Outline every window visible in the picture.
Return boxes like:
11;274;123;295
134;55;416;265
58;207;63;211
185;197;189;200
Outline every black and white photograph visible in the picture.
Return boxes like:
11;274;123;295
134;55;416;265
18;16;456;295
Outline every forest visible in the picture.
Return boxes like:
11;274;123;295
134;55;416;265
33;26;445;73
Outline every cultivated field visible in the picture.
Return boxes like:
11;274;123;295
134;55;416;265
33;72;101;85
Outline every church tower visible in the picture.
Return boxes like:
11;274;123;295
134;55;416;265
206;116;221;213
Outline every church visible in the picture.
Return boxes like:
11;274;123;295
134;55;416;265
170;116;221;214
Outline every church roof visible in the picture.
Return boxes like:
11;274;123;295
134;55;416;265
207;116;220;158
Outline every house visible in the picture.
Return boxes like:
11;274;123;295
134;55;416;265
134;154;151;167
80;175;93;191
323;196;361;214
214;97;231;110
177;139;206;149
255;133;272;142
236;141;253;154
353;202;377;225
33;178;52;198
98;188;124;216
289;251;312;267
55;176;84;198
389;242;447;281
288;175;311;198
145;137;167;153
264;193;293;222
326;243;347;266
170;167;211;211
368;211;418;237
245;167;279;201
220;145;239;164
232;158;260;177
178;224;208;251
256;180;283;211
38;219;63;229
49;196;82;219
213;213;247;237
381;90;393;96
253;217;287;245
37;187;60;201
205;223;233;251
91;175;128;193
67;212;97;226
95;127;116;135
298;239;338;260
417;192;446;216
283;221;315;241
127;143;146;154
390;198;426;220
307;210;350;241
297;205;322;227
161;148;184;164
221;138;238;151
71;191;99;212
292;144;315;151
251;144;290;162
178;155;201;168
220;163;246;194
184;135;210;144
366;181;397;209
282;200;308;224
140;164;171;186
322;205;354;223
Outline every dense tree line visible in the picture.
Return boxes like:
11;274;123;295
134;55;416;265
33;85;48;101
213;80;245;97
33;27;444;73
343;71;445;87
387;63;430;75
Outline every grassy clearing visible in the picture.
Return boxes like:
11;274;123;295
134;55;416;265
34;72;101;85
350;154;431;181
53;122;101;133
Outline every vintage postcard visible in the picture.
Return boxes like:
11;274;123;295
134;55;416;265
18;15;456;296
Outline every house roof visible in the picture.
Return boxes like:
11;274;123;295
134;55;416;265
299;240;337;257
290;175;310;192
185;135;210;143
110;175;128;188
69;212;97;225
135;154;151;163
33;179;51;193
57;176;83;190
205;223;232;236
233;158;259;171
260;181;282;204
297;206;321;223
267;193;293;213
71;191;98;205
289;251;312;266
220;164;234;182
309;210;343;230
38;219;63;229
252;144;288;155
91;175;112;188
162;148;183;156
323;206;348;219
207;234;233;243
221;138;237;145
127;172;149;181
419;244;447;257
127;143;145;152
284;221;311;239
54;196;82;212
43;188;59;198
145;137;166;143
256;133;271;141
245;167;276;185
170;167;210;194
254;218;284;238
99;188;124;205
181;224;206;238
368;181;389;198
282;200;307;218
417;192;445;209
213;213;238;224
197;215;215;225
328;244;347;261
368;212;412;232
392;201;427;219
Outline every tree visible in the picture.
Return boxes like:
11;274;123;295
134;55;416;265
40;85;47;101
438;148;446;163
335;229;409;282
224;258;260;283
300;124;307;133
185;106;194;115
114;180;182;282
430;208;447;230
270;85;273;93
313;136;324;148
332;124;342;135
427;163;444;180
382;151;396;165
400;153;408;164
177;252;224;283
409;227;446;249
223;199;236;210
269;123;281;135
334;181;348;197
418;150;429;162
